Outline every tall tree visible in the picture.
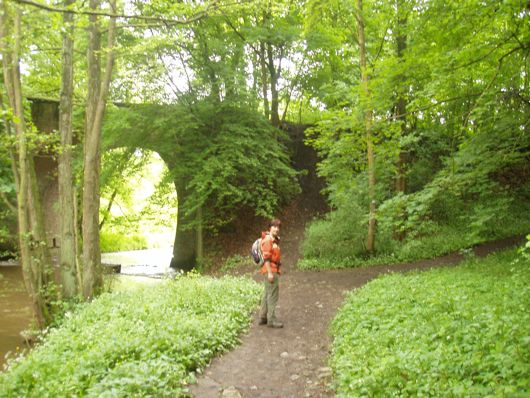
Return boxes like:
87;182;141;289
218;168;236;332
1;1;55;326
82;0;117;298
356;0;376;253
394;0;408;195
58;0;78;298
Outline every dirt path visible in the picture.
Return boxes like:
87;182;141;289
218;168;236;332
189;233;524;398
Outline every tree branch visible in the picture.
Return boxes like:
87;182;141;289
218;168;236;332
10;0;215;25
220;11;263;59
99;188;117;230
0;191;17;213
370;21;391;67
387;93;484;122
462;44;528;126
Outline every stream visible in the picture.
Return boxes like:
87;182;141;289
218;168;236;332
0;247;174;369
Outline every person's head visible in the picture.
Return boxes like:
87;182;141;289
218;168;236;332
269;219;281;238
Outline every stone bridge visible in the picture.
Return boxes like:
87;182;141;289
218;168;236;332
30;98;201;270
29;98;321;270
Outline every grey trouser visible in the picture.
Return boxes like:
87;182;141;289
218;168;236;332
259;273;279;323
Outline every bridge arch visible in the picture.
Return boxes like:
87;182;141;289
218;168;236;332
29;98;317;271
30;98;201;270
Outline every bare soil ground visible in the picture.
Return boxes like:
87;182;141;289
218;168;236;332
189;217;523;397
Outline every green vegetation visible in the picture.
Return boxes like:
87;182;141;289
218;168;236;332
100;230;148;253
0;274;260;397
330;249;530;397
300;0;529;269
102;101;300;233
219;254;249;273
299;203;530;270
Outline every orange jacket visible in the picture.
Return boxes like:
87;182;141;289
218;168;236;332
260;232;281;274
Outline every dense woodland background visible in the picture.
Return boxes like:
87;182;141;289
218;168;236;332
0;0;529;323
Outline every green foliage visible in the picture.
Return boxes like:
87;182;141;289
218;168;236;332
180;102;301;230
301;200;369;261
220;254;249;273
99;230;148;253
330;249;530;397
0;274;261;397
98;146;178;249
301;54;530;268
103;100;300;233
302;0;529;266
299;203;530;270
520;235;530;262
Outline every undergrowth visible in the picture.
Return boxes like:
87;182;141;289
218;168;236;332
0;274;260;397
330;248;530;397
299;206;529;270
100;230;148;253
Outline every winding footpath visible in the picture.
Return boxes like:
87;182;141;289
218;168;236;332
189;233;523;398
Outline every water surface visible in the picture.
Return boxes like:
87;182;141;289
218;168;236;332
0;265;32;368
0;247;174;369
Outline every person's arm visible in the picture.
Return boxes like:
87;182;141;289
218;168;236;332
262;236;274;283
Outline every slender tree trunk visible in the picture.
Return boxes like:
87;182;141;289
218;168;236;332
266;42;280;127
82;0;116;298
99;188;117;230
27;158;54;301
58;0;78;298
82;0;101;299
1;3;52;326
0;90;20;192
73;186;83;289
196;206;203;264
259;41;270;120
356;0;376;253
394;1;408;195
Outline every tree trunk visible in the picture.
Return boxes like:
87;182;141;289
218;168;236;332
82;0;116;298
259;41;270;120
267;42;280;127
27;158;54;300
196;206;203;265
394;1;408;195
0;90;20;195
1;3;52;327
356;0;376;253
58;0;78;298
170;181;197;271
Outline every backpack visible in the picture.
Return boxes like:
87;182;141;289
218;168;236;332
251;238;264;266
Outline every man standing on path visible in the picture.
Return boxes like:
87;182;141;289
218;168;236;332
259;219;283;328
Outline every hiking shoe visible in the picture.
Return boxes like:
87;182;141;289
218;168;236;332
258;318;267;325
267;321;283;328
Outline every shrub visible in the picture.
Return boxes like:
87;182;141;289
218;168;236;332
220;254;249;273
300;200;398;264
299;199;530;270
100;230;148;253
330;249;530;397
0;274;261;397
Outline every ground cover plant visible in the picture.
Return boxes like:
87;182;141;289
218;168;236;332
330;249;530;397
0;274;261;397
299;200;530;270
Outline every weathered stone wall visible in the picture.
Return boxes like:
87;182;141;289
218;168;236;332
30;99;60;261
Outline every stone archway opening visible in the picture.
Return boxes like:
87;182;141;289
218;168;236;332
99;148;178;273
